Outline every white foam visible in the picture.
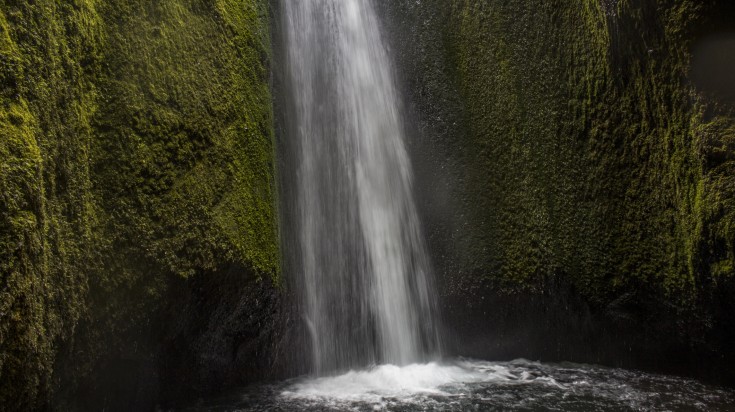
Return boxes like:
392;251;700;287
281;363;469;403
280;360;547;404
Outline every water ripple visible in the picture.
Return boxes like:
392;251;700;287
190;359;735;411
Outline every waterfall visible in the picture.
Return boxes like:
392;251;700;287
281;0;440;374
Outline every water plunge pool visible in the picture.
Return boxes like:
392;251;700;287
189;359;735;411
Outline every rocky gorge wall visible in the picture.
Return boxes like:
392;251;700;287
377;0;735;385
2;0;735;409
0;0;287;409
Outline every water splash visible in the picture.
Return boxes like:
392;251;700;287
191;360;735;411
281;0;440;373
276;360;735;411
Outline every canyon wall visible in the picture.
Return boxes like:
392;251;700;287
0;0;286;409
378;0;735;384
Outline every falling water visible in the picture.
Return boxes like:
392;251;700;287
281;0;440;373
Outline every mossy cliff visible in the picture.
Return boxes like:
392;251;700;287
378;0;735;383
0;0;282;409
3;0;735;407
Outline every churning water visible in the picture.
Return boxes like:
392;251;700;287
190;359;735;411
281;0;439;374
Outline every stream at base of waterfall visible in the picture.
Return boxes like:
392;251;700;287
188;358;735;411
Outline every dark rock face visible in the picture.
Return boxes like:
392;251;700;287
52;267;294;411
375;0;735;386
690;1;735;107
441;275;735;384
160;267;294;408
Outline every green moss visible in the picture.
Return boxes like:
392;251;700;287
0;98;45;408
434;0;735;309
1;1;101;406
0;0;278;408
92;0;278;279
698;116;735;276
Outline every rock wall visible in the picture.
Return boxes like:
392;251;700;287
2;0;735;408
377;0;735;385
0;0;284;409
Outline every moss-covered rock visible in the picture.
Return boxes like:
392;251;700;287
378;0;735;384
0;0;280;409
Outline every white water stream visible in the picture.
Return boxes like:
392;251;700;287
282;0;440;373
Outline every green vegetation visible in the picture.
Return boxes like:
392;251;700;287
379;0;735;370
444;0;734;304
2;0;734;406
0;0;278;408
385;0;727;301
